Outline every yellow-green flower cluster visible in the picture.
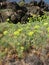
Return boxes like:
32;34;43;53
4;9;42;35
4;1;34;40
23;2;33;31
21;46;24;50
18;28;23;32
14;31;20;36
28;31;34;36
43;22;48;26
14;28;23;36
3;31;8;35
6;18;10;22
34;25;40;29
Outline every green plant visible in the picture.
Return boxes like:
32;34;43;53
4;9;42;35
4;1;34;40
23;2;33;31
0;14;49;58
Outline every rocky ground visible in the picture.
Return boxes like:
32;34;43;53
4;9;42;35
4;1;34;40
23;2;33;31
0;0;49;23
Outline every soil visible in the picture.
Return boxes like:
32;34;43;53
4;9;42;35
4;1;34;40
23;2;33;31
0;43;49;65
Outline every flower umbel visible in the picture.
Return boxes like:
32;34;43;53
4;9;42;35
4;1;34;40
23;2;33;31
43;22;48;26
28;31;34;36
3;31;8;35
34;25;40;29
14;31;20;36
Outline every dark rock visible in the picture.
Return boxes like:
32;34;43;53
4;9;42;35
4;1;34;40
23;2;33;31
38;0;49;12
44;5;49;11
0;9;16;22
0;2;7;9
6;2;20;11
38;0;46;8
0;13;4;22
0;1;28;23
26;5;44;16
0;2;20;10
30;1;38;6
21;15;28;24
0;1;49;24
21;14;32;24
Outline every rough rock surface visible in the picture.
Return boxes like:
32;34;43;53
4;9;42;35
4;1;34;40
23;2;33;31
0;1;49;23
